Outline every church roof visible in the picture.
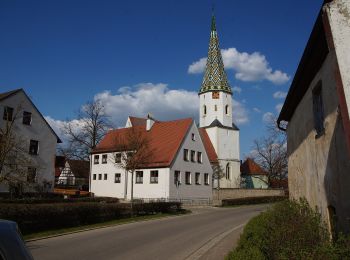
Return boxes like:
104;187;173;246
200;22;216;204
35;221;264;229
198;128;218;164
92;118;193;168
199;15;232;95
240;158;267;176
205;119;239;131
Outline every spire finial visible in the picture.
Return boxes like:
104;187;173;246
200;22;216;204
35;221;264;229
211;5;216;32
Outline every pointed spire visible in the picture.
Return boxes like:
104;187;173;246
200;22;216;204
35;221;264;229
199;13;231;95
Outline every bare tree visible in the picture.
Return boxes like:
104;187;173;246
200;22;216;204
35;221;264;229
61;100;110;160
251;116;288;187
113;127;152;214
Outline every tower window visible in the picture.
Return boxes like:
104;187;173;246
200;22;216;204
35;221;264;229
214;105;217;111
225;105;229;115
204;105;207;115
226;163;231;180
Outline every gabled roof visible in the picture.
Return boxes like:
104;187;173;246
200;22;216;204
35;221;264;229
0;88;62;143
240;158;267;176
198;128;218;164
129;116;147;127
205;119;239;131
92;118;193;168
68;159;90;179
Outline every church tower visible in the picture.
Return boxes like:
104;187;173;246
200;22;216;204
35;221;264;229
199;14;241;188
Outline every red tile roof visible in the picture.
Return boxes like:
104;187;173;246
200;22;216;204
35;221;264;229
93;118;193;168
198;128;218;164
240;158;267;176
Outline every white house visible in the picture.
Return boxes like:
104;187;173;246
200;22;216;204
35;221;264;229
57;158;89;187
0;89;61;193
90;117;215;200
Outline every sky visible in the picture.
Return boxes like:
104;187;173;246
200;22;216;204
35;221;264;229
0;0;323;158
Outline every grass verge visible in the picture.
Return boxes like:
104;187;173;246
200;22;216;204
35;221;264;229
24;211;190;241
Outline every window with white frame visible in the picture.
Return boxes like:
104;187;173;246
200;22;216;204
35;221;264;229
191;150;196;162
195;172;200;185
185;172;191;185
150;170;158;184
197;152;202;163
136;171;143;184
115;153;121;163
93;174;96;180
115;173;121;183
29;140;39;155
94;155;99;164
183;149;189;161
102;154;107;164
22;111;32;125
174;170;181;186
98;174;102;180
104;173;107;180
204;173;209;185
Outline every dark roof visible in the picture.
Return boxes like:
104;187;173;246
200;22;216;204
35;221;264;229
277;4;329;127
205;119;239;131
68;160;90;179
129;116;147;127
198;128;218;164
0;88;62;143
240;158;267;176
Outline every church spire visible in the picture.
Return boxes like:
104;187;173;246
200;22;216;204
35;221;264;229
199;13;231;95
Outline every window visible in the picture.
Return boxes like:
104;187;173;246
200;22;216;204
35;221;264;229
225;105;229;115
94;155;99;164
195;172;200;185
115;173;121;183
183;149;189;161
191;133;195;141
93;174;96;180
226;163;231;180
104;173;108;180
197;152;202;163
214;105;217;111
136;171;143;184
191;150;196;162
102;154;107;164
22;111;32;125
204;105;207;115
29;140;39;155
27;167;37;183
3;106;14;121
313;83;325;137
150;170;158;183
174;170;181;186
127;152;134;158
185;172;191;185
115;153;121;163
204;173;209;185
98;174;102;180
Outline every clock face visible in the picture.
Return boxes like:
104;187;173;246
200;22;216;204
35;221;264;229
212;91;220;99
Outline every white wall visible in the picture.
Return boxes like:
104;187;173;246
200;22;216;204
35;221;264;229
0;91;57;192
170;122;213;200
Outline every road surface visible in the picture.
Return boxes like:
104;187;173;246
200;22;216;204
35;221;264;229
28;204;268;260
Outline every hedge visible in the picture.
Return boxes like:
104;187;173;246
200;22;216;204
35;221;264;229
222;196;287;206
0;196;119;204
226;199;350;260
0;201;182;235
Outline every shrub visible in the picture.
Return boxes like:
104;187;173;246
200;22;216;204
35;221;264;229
222;196;287;206
227;199;350;260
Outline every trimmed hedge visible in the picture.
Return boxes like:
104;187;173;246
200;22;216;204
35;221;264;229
0;196;119;204
226;199;350;260
0;201;181;235
222;196;287;206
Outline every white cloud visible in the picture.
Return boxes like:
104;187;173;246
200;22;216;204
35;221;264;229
253;107;261;113
188;47;290;85
232;86;242;93
275;103;283;113
262;112;274;123
273;91;287;99
46;83;250;144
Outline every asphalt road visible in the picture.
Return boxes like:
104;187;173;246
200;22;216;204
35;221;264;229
28;204;268;260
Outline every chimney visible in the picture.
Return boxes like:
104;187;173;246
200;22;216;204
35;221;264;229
146;113;155;131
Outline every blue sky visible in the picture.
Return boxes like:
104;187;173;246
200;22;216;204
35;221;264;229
0;0;323;157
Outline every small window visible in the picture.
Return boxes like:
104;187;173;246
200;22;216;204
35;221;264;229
204;173;209;185
94;155;99;164
98;174;102;180
183;149;189;161
136;171;143;184
313;83;325;137
197;152;202;163
225;105;229;115
226;163;231;180
27;167;37;183
115;153;121;163
191;150;196;162
150;170;158;184
185;172;191;185
191;133;195;141
3;106;14;121
127;152;134;158
102;154;107;164
214;105;217;111
22;111;32;125
204;105;207;115
115;173;121;183
174;170;181;186
93;174;96;180
104;173;107;180
195;172;200;185
29;140;39;155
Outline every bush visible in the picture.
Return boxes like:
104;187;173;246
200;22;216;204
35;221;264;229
227;199;350;260
0;196;119;204
222;196;287;206
0;201;182;235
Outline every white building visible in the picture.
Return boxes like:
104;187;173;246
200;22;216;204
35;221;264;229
57;159;89;187
90;117;214;200
0;89;61;193
198;15;240;188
